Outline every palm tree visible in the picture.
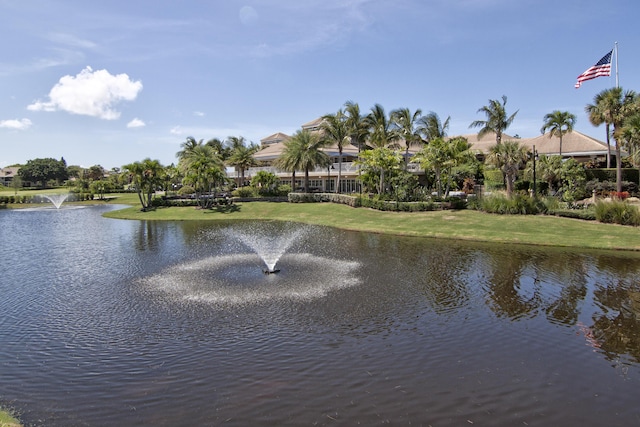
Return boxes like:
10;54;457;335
535;155;564;194
320;109;350;193
278;130;330;192
417;112;450;143
540;110;577;156
621;113;640;187
226;137;259;187
365;104;399;149
163;163;182;194
344;101;369;152
181;144;225;208
344;100;369;193
621;113;640;155
273;140;301;192
486;140;529;197
414;136;474;198
390;107;422;166
123;158;165;211
356;147;402;195
586;87;639;192
586;90;617;168
206;138;228;159
176;136;202;162
469;95;518;145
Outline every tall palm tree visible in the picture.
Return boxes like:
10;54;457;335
226;137;259;187
277;130;330;193
206;138;227;159
541;110;577;156
344;100;369;193
176;136;203;162
181;144;225;208
486;140;529;197
586;87;639;192
417;111;450;143
390;107;422;166
273;139;301;192
344;101;369;152
586;90;617;168
469;95;518;145
320;109;349;193
365;104;399;149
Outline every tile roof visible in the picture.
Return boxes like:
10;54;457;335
260;132;291;146
455;130;610;157
520;130;611;156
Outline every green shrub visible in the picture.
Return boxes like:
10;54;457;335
552;209;596;221
541;196;560;212
480;193;543;215
594;200;640;226
232;186;258;198
586;168;639;185
446;197;467;210
484;169;504;190
177;185;195;195
277;184;292;196
288;192;350;204
357;195;437;211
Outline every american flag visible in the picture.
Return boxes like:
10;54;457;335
575;50;613;88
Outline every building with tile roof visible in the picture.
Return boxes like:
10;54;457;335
241;117;617;193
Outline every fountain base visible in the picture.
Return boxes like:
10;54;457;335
263;269;280;275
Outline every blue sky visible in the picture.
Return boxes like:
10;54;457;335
1;0;639;169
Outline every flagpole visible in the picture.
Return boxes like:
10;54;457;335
615;41;619;88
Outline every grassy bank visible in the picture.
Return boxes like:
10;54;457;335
0;408;21;427
104;201;640;252
0;189;140;207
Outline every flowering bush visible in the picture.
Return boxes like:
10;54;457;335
610;191;630;200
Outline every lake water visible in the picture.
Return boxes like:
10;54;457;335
1;205;640;426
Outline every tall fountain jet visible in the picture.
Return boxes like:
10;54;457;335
42;194;70;209
230;226;307;274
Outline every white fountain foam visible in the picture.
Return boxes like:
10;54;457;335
139;253;361;306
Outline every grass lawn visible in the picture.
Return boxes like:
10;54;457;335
104;201;640;252
0;408;21;427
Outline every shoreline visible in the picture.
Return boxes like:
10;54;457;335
102;202;640;253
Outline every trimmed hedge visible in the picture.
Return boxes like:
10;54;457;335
586;168;639;184
548;209;596;221
288;192;360;206
288;192;446;211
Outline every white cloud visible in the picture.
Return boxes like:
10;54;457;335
194;111;205;117
127;118;146;128
170;126;183;135
27;66;143;120
0;118;33;130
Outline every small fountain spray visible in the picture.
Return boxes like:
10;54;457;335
42;194;70;209
226;225;307;274
142;223;362;305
